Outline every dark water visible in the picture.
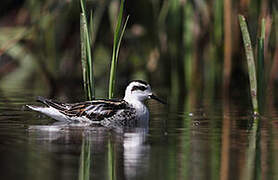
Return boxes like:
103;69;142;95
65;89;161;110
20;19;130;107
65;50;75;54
1;90;278;180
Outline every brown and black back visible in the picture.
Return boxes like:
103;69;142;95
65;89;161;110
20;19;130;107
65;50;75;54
36;96;132;121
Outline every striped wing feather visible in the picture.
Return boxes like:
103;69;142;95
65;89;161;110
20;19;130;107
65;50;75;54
38;97;128;121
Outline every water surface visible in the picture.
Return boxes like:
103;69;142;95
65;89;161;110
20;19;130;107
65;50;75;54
0;90;278;180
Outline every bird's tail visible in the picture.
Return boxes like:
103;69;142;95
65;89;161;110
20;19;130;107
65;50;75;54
26;104;46;112
26;96;51;111
26;96;56;113
26;103;68;122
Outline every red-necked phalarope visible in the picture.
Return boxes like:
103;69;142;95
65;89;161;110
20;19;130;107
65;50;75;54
27;80;165;127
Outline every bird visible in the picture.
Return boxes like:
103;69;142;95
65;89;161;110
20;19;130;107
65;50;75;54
26;80;166;127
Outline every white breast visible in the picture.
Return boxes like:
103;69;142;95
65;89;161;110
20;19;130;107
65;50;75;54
128;101;149;128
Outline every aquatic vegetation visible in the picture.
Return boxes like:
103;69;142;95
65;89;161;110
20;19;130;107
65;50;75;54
79;0;128;99
108;0;129;98
239;15;268;115
80;0;95;100
238;15;259;114
78;138;91;180
257;19;266;112
0;1;278;180
0;0;276;111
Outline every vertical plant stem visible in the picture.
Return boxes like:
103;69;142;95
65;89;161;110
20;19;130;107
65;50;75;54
80;0;95;100
257;18;265;112
89;11;93;46
108;139;115;180
223;0;232;93
240;117;260;180
89;0;107;47
214;0;223;45
184;3;193;93
108;0;128;98
238;15;259;114
78;138;91;180
80;13;89;100
220;98;231;180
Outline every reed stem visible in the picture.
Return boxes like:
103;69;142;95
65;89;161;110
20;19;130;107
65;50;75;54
78;138;91;180
238;15;259;114
80;0;95;100
257;18;265;112
108;0;129;98
80;13;89;99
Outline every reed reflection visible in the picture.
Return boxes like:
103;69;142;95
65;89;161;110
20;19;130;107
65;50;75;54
28;121;150;180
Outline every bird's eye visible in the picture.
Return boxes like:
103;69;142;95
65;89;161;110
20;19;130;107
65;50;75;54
131;85;147;91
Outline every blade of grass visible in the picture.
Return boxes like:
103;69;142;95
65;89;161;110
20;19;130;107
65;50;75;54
78;138;91;180
238;15;259;115
86;22;95;100
89;0;107;47
80;13;89;99
115;15;129;67
80;0;95;100
108;0;128;98
257;18;265;112
89;10;94;46
240;117;260;180
80;0;86;15
223;0;232;93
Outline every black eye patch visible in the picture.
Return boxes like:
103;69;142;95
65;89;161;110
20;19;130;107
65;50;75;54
131;85;147;92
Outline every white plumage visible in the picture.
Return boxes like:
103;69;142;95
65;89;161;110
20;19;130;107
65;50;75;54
27;80;165;127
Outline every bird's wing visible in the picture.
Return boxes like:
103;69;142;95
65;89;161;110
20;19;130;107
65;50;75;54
37;97;128;121
65;100;129;120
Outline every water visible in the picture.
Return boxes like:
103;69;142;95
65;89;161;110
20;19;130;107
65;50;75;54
1;90;278;180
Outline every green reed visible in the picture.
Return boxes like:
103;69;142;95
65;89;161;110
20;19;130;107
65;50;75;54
241;117;260;180
78;138;91;180
238;15;259;115
257;18;265;111
80;0;95;100
108;0;129;98
108;139;116;180
80;0;128;99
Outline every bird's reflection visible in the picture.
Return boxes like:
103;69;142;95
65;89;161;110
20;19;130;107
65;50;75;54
122;128;150;179
28;119;150;180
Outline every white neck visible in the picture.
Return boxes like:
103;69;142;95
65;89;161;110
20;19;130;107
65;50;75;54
124;96;145;109
124;96;149;120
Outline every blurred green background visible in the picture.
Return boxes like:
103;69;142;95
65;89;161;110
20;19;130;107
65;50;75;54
0;1;278;180
0;0;277;102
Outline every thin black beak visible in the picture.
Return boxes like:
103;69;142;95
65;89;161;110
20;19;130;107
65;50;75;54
149;94;166;105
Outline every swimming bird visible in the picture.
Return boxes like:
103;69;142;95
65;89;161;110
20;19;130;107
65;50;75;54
27;80;165;127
